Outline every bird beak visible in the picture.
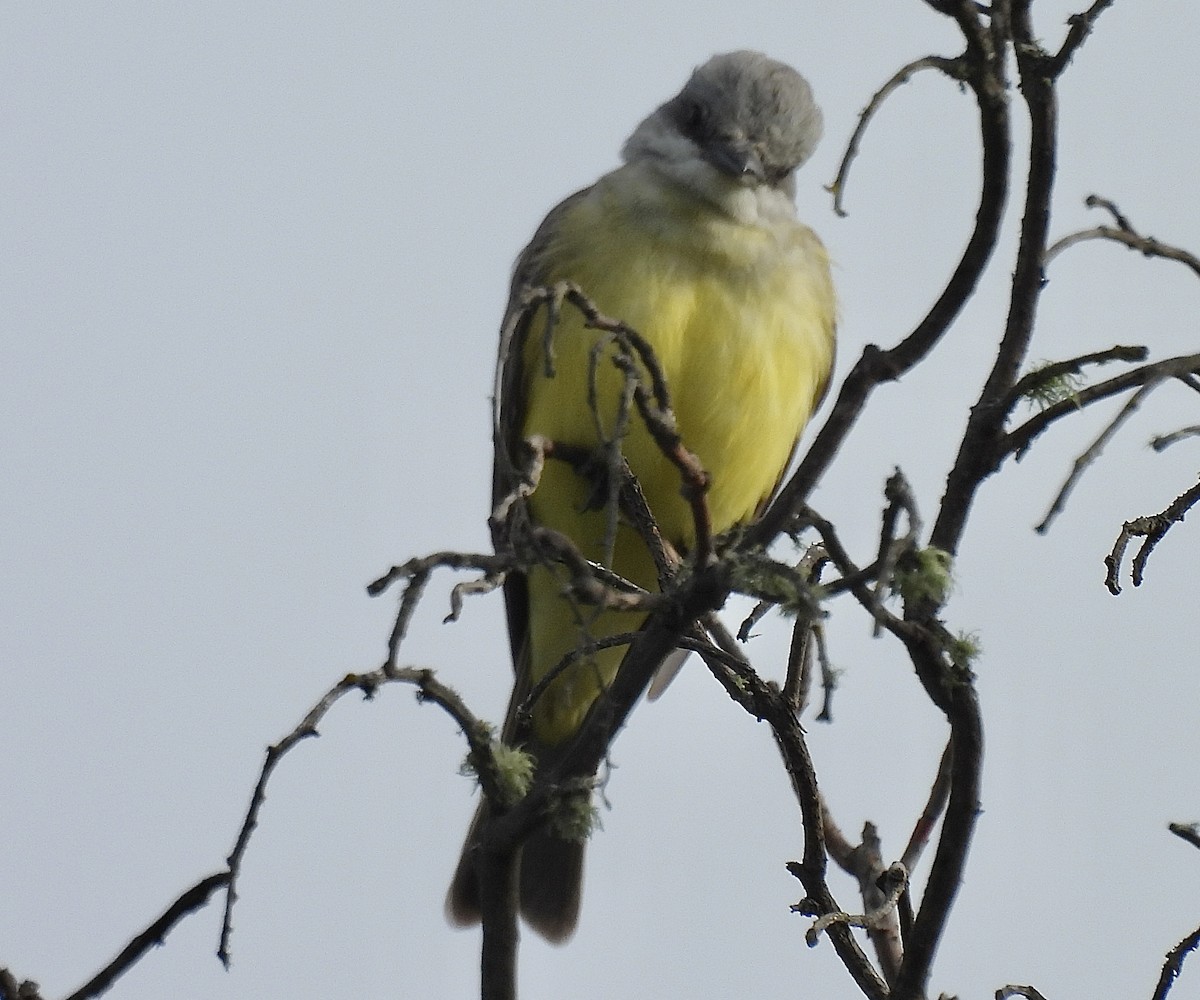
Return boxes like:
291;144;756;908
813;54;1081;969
703;137;767;184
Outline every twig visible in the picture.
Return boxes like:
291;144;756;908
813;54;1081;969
1006;345;1148;411
1104;476;1200;594
1045;196;1200;278
754;5;1012;548
870;470;922;636
828;55;964;218
219;663;490;965
1048;0;1119;76
996;986;1050;1000
1169;822;1200;852
811;623;838;722
63;873;230;1000
1036;382;1158;533
1003;353;1200;462
901;742;954;873
802;508;903;634
1151;426;1200;452
519;631;641;724
821;815;905;985
804;862;909;950
1152;924;1200;1000
698;637;886;996
367;551;516;668
551;284;715;565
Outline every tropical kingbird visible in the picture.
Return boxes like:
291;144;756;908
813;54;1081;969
447;50;836;942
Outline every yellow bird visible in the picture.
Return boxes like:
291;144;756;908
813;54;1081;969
448;50;836;942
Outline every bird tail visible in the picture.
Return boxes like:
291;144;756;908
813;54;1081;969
445;800;585;944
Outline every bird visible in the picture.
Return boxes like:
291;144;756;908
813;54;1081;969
447;50;837;943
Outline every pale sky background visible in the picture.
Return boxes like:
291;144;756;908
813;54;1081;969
4;4;1199;999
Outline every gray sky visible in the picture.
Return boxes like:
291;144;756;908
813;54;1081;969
4;3;1199;998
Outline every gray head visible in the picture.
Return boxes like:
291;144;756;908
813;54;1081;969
622;51;823;202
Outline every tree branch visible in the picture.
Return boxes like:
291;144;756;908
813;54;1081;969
63;873;231;1000
219;662;493;966
828;54;966;218
751;6;1012;548
1152;924;1200;1000
1104;477;1200;593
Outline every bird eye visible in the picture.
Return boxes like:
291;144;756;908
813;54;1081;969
682;99;707;132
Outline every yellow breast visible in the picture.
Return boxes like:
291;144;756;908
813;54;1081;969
517;165;835;742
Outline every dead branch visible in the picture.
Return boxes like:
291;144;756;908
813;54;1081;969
220;663;492;966
751;0;1013;549
1152;924;1200;1000
1152;426;1200;452
1169;822;1200;852
901;742;954;874
1105;477;1200;593
64;873;230;1000
996;986;1050;1000
1006;345;1148;411
1045;195;1200;278
1035;381;1158;534
1003;353;1200;463
1048;0;1119;76
828;54;966;218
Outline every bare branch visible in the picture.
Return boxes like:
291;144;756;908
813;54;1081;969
802;507;903;634
928;0;1054;558
1045;196;1200;278
1048;0;1119;76
699;634;887;996
821;816;905;985
551;283;716;565
1035;382;1157;534
1105;478;1200;594
996;986;1050;1000
805;861;909;954
752;15;1012;549
1152;924;1200;1000
1006;345;1148;411
1169;822;1200;852
828;55;965;218
219;663;490;965
1151;426;1200;452
870;470;923;637
901;741;954;874
1003;353;1200;462
63;873;230;1000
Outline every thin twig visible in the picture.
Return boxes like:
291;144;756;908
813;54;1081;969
554;284;716;565
1151;426;1200;452
901;741;954;873
219;664;490;965
1105;477;1200;593
996;986;1050;1000
1006;345;1148;411
1169;822;1200;852
1048;0;1119;76
828;55;964;218
64;873;230;1000
1045;196;1200;278
1152;924;1200;1000
1036;382;1158;533
754;5;1011;548
871;470;923;636
821;814;905;985
805;861;909;951
1003;353;1200;463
